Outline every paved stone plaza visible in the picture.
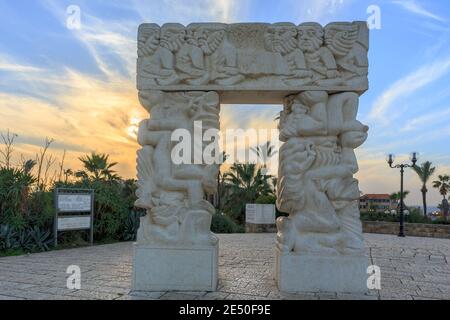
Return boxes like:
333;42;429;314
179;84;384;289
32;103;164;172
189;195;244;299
0;233;449;300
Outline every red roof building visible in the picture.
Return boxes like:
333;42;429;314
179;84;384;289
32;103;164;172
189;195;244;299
360;194;395;212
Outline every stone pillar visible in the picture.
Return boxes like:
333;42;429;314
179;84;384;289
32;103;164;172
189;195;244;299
132;90;220;292
275;91;369;293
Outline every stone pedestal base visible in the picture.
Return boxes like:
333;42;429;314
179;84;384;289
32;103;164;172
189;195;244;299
275;248;368;293
132;243;218;292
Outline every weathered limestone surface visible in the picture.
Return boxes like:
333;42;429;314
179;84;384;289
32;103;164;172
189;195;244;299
137;22;369;103
133;90;220;292
133;244;218;291
275;91;369;293
134;21;369;294
136;90;220;247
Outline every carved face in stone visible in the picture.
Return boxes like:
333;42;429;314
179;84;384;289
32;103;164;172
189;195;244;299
185;29;198;46
193;27;209;43
297;23;324;53
160;24;186;52
264;24;297;54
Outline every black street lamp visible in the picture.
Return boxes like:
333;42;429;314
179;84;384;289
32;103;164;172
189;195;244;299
387;152;418;237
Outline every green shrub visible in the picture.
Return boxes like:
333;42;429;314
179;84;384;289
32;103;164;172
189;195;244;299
255;195;276;204
0;167;36;229
0;224;53;253
58;231;90;248
26;191;54;229
406;208;430;224
360;211;398;222
361;208;433;224
431;218;450;225
211;213;243;234
0;224;18;250
27;226;52;252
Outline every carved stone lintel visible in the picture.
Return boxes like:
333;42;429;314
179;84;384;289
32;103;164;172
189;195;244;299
137;22;369;103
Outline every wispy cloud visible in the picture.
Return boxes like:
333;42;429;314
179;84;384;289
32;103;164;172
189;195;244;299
0;59;42;73
130;0;247;23
400;108;450;132
2;0;250;178
392;0;446;22
369;57;450;124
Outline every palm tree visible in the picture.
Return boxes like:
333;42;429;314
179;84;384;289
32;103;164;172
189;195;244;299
390;191;410;201
76;153;120;181
63;169;73;184
413;161;436;217
250;142;278;175
390;190;409;208
433;175;450;200
223;163;273;224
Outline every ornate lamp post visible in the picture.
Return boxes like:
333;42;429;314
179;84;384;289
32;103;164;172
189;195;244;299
387;152;418;237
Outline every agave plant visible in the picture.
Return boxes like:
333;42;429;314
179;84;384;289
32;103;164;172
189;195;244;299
16;228;33;251
27;226;53;252
0;224;18;250
122;210;144;241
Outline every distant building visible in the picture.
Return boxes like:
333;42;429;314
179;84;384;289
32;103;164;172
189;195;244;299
359;194;394;213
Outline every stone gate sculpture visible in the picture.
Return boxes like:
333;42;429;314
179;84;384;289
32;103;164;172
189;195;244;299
133;21;369;293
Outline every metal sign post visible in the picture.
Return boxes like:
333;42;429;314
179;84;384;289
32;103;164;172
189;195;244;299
54;188;95;247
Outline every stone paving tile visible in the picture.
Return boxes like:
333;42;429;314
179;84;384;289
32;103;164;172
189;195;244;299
225;293;272;300
0;233;449;300
0;295;25;300
68;290;123;300
130;291;165;299
336;293;378;300
196;292;231;300
268;291;319;300
161;292;205;300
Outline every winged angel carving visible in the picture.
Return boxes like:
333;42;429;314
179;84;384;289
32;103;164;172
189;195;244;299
263;22;368;87
138;23;243;86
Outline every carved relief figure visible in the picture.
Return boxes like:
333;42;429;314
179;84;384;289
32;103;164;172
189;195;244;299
139;23;185;86
276;91;368;255
135;91;220;246
175;28;209;85
297;23;339;85
264;23;311;85
192;24;244;85
325;22;369;88
137;22;369;91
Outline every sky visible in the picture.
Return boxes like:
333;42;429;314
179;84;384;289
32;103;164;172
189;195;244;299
1;0;450;207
